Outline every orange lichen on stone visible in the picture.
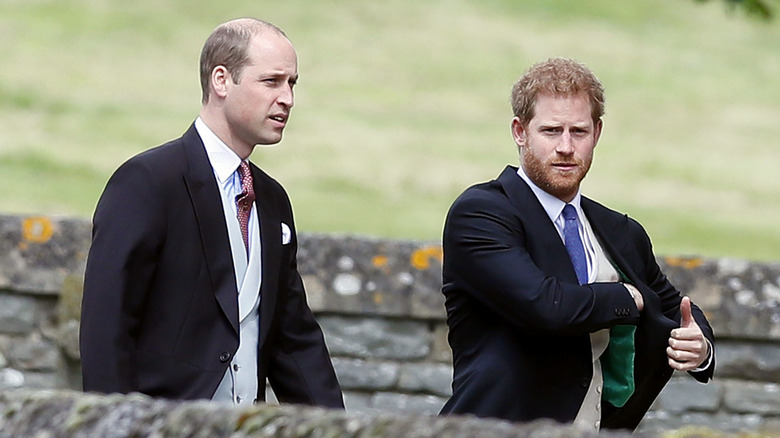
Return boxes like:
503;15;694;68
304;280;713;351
19;216;54;250
410;246;443;271
665;256;704;270
372;255;389;268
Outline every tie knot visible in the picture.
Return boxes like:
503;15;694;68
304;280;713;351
237;161;255;205
236;161;255;255
562;204;578;222
238;161;252;183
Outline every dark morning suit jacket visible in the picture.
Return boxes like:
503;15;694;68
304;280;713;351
439;166;714;430
80;124;343;408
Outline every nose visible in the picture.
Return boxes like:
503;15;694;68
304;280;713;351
556;131;574;155
278;83;294;108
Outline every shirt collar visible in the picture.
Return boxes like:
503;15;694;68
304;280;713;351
516;165;584;223
195;117;243;184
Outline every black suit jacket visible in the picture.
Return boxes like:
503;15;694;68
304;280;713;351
80;124;343;408
439;166;714;430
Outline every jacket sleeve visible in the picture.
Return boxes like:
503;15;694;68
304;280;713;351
442;188;639;336
80;158;165;394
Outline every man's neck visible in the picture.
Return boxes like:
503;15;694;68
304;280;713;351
199;107;253;160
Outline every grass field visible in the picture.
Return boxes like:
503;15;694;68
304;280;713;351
1;0;780;261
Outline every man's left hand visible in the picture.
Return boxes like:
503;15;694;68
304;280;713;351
667;296;709;371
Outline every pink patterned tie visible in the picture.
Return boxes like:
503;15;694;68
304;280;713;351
236;161;255;255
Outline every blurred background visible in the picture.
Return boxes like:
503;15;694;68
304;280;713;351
1;0;779;261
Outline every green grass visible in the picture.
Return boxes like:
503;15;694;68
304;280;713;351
1;0;780;261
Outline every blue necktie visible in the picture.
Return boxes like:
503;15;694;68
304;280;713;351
562;204;588;284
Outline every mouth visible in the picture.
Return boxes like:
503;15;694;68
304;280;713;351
269;114;287;125
552;162;578;171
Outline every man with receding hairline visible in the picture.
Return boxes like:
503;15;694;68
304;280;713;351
80;18;343;408
439;58;714;431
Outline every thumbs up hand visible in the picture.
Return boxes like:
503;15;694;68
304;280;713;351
667;296;710;371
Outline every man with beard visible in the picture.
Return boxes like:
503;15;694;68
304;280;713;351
439;58;714;431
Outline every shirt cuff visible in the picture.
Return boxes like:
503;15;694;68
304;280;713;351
691;338;714;372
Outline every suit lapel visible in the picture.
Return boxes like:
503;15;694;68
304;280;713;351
496;166;579;282
249;164;282;348
237;216;261;321
581;199;661;312
581;199;632;280
180;125;239;333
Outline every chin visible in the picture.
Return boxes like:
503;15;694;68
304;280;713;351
256;135;283;146
545;181;580;201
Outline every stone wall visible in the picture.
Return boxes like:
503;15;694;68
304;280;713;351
1;214;779;435
0;389;647;438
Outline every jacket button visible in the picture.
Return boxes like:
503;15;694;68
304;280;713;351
219;352;231;363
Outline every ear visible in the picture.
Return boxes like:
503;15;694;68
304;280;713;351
593;119;603;146
210;65;230;99
511;117;526;148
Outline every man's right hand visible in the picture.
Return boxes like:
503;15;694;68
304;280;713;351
623;283;643;311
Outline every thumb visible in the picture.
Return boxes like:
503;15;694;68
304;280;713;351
680;296;694;328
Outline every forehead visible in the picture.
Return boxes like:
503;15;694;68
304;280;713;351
245;31;298;71
532;93;592;125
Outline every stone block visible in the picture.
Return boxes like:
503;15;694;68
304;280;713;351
723;380;780;415
0;215;89;295
14;371;67;390
320;316;430;360
639;410;764;435
332;357;399;391
341;390;374;413
760;417;780;436
0;368;25;390
0;292;37;334
655;376;722;413
297;235;445;319
370;391;447;416
0;368;68;393
300;274;326;312
7;333;60;371
397;362;452;397
659;256;780;340
430;322;452;363
56;274;84;360
715;340;780;381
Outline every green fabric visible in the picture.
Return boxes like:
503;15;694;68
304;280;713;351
602;324;636;407
602;260;637;407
